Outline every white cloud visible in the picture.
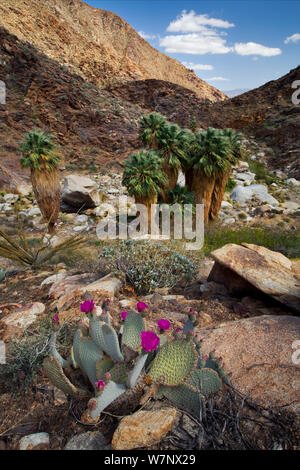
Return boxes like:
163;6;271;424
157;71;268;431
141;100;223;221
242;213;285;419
181;61;214;70
284;33;300;44
234;42;282;56
206;77;230;81
159;33;232;54
138;31;157;40
167;10;234;32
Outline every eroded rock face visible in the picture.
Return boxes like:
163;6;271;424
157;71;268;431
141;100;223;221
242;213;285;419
112;408;177;450
209;243;300;313
198;315;300;413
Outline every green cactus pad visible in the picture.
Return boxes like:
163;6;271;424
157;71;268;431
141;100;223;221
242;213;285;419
89;381;127;419
156;384;204;417
43;357;87;398
49;332;70;368
90;318;107;352
96;357;114;380
148;339;197;386
73;329;83;370
127;353;148;388
109;362;129;384
102;324;124;362
187;368;222;396
78;338;104;386
121;311;145;352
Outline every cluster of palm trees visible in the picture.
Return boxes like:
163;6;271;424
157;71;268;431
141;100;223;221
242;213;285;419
18;118;243;236
122;112;244;224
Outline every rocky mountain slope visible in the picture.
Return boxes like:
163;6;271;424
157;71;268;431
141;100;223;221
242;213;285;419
0;0;225;101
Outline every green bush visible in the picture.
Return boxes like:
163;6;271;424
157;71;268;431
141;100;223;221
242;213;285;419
225;176;237;192
99;240;198;294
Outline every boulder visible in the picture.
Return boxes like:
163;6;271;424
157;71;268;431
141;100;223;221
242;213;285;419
65;432;110;450
61;175;100;211
209;243;300;312
112;408;177;450
198;315;300;412
231;184;279;206
234;172;255;185
2;302;45;329
19;433;50;450
3;193;19;204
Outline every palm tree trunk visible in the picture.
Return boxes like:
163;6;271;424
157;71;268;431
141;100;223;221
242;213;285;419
190;168;215;224
31;167;60;234
209;169;230;221
159;164;178;203
135;194;157;233
185;167;193;192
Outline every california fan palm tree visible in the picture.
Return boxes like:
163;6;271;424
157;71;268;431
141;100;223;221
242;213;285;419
189;128;230;223
122;150;167;230
139;112;167;150
19;129;61;234
158;124;193;202
209;129;244;221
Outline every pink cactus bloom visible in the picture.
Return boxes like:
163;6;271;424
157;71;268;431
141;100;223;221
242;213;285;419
137;301;148;312
52;314;59;324
157;319;171;331
95;380;106;391
121;311;128;321
141;331;160;352
80;300;95;313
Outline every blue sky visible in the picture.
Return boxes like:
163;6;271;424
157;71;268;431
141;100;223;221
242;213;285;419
86;0;300;91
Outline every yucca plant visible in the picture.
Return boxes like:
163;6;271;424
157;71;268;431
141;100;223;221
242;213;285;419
0;227;85;268
19;129;61;234
189;128;231;223
139;112;167;150
209;129;244;221
122;150;167;229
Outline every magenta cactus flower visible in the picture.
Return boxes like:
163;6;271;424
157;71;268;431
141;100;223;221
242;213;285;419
137;301;148;312
157;319;171;331
141;331;160;352
95;380;106;391
52;314;60;326
104;372;111;381
121;311;128;321
80;300;95;313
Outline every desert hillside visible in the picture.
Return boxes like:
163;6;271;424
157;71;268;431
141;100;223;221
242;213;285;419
0;0;226;101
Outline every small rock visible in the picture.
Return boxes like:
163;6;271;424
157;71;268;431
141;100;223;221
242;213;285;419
200;281;228;297
286;178;300;187
27;207;41;217
282;201;299;211
75;214;88;224
73;224;88;232
19;433;50;450
221;201;233;210
3;193;19;204
222;217;235;225
53;387;68;406
234;172;255;185
65;432;110;450
112;408;177;450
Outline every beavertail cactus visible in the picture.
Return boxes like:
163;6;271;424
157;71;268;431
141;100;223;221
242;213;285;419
44;299;230;421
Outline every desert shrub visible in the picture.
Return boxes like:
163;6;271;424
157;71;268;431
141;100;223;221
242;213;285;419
0;317;72;391
203;222;300;258
99;240;198;294
225;176;236;192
